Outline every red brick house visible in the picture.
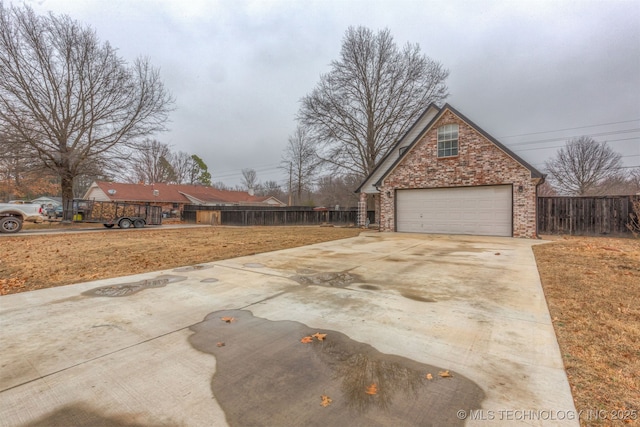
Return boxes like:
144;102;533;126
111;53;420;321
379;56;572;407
356;104;544;238
84;181;285;216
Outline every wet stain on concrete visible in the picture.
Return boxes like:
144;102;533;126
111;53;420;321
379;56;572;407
401;292;437;303
20;403;177;426
358;284;381;291
200;278;219;283
83;275;186;297
243;263;265;268
189;309;484;426
291;271;360;288
173;264;212;272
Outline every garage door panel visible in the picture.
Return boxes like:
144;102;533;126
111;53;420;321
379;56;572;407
396;186;512;237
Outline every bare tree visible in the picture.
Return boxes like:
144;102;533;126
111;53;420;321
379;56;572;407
128;139;176;184
595;169;640;195
0;4;173;219
315;174;361;208
169;151;193;184
282;126;319;204
258;180;286;202
211;181;231;191
298;26;449;177
536;181;558;197
241;168;258;191
629;168;640;191
545;136;623;195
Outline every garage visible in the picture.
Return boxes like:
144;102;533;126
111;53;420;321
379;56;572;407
356;104;543;238
396;185;513;236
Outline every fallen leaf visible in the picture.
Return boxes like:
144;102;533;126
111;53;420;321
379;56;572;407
365;383;378;395
439;370;453;378
300;336;313;344
221;317;235;323
320;395;332;407
216;342;225;347
312;332;327;341
425;373;433;380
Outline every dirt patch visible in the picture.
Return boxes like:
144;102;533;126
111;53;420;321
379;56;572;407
0;226;361;295
533;236;639;426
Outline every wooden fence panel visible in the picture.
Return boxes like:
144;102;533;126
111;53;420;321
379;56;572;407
537;196;635;236
182;205;375;227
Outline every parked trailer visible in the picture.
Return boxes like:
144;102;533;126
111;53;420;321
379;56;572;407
71;200;162;229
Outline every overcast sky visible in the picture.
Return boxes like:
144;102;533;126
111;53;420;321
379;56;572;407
25;0;640;187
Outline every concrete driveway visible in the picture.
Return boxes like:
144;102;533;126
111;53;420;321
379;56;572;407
0;233;577;426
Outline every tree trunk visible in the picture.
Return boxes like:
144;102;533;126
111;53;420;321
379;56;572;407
61;173;75;222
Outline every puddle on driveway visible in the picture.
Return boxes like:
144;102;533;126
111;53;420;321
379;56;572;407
173;264;213;272
243;263;265;268
83;275;186;297
189;310;484;426
291;271;360;288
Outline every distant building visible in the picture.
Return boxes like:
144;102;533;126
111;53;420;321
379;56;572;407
30;196;62;208
83;181;286;217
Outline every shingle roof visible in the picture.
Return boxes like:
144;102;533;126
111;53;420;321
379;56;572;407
92;182;275;205
356;103;544;193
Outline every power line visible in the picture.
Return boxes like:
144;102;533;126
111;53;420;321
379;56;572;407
512;136;640;152
211;163;282;176
507;128;640;147
211;165;282;179
498;119;640;139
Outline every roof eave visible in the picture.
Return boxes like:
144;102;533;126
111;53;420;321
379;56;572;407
371;104;544;187
443;104;544;179
355;103;441;193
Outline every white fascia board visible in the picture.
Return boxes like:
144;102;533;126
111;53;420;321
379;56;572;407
359;107;439;194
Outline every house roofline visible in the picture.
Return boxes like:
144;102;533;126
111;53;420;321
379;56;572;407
364;103;543;189
442;104;544;179
355;103;441;193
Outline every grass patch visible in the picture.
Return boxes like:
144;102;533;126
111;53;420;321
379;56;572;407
533;236;639;426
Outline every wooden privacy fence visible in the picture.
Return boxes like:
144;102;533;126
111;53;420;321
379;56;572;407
537;196;638;235
182;205;375;227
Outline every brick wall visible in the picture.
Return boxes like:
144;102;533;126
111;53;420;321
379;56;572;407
379;110;540;238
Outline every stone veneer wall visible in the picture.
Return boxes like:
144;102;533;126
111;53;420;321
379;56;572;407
378;110;540;238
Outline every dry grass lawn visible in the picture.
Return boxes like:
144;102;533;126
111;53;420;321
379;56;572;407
0;225;361;294
534;236;639;426
1;225;638;425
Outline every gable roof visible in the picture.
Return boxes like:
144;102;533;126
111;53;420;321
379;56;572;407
355;104;441;194
356;103;544;193
85;182;283;206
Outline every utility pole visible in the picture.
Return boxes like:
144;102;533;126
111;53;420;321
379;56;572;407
288;162;293;206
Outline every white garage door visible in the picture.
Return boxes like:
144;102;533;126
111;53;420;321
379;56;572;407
396;185;512;236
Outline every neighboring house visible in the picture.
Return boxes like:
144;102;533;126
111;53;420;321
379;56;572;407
356;104;544;238
30;196;62;208
83;182;286;215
